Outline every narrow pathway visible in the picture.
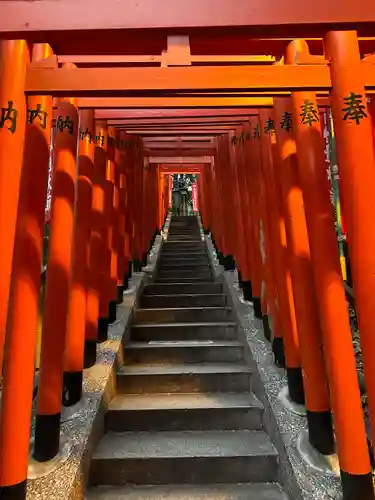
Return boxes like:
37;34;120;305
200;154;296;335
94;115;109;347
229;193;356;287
86;215;288;500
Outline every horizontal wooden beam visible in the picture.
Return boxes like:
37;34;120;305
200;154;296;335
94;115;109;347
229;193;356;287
145;150;214;157
143;137;214;143
149;156;212;164
85;97;278;108
58;55;276;65
128;128;232;135
25;65;335;96
108;116;250;126
95;107;271;119
1;0;374;36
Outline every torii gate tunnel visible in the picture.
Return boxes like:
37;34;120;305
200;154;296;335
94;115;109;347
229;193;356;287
1;2;375;499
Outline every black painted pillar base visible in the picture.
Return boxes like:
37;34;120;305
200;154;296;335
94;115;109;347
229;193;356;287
33;412;61;462
237;270;243;287
84;340;97;368
341;470;374;500
116;284;124;304
97;317;108;342
133;259;142;273
141;252;148;268
0;480;27;500
218;253;225;266
128;260;133;279
262;314;271;341
286;367;305;406
204;228;210;235
223;254;236;271
272;337;286;368
108;300;117;324
253;297;262;319
63;370;83;407
242;280;253;302
306;410;334;456
123;274;129;290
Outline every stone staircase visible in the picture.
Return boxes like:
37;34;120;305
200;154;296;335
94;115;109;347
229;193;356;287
86;215;289;500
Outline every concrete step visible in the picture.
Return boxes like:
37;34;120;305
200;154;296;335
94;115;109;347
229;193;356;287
158;262;211;270
155;277;214;283
123;340;244;364
140;294;227;309
130;322;237;342
160;249;207;255
168;236;202;241
163;241;204;247
106;392;263;432
143;283;223;296
86;483;288;500
134;307;233;324
157;271;213;280
117;363;252;394
159;256;209;264
89;430;279;485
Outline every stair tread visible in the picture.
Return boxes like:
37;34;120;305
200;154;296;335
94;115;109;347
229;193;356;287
137;306;231;312
126;340;242;348
108;392;262;411
142;294;225;299
131;321;237;329
93;430;277;459
118;363;251;376
86;483;288;499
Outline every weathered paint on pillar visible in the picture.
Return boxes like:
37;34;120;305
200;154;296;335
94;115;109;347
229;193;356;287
323;32;375;497
288;38;372;498
63;109;95;405
259;109;303;404
33;92;79;462
0;43;50;498
0;40;29;374
274;96;334;454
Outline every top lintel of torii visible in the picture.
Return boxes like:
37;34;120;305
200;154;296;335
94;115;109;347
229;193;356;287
0;0;374;41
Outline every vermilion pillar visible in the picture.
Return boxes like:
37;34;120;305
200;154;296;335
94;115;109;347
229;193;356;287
92;122;110;341
0;40;29;374
258;109;303;404
33;94;79;462
63;109;95;405
215;136;236;269
247;116;284;361
230;129;254;305
244;119;280;342
287;39;372;499
274;96;333;454
105;126;119;322
0;43;50;499
323;32;375;498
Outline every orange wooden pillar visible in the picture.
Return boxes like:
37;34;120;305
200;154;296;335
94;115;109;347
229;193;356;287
323;32;375;497
229;129;255;304
244;119;281;342
244;119;264;309
0;43;50;498
63;109;95;405
258;109;303;403
288;39;372;498
124;142;135;282
116;132;128;292
202;165;213;235
133;153;145;271
214;136;236;270
208;157;222;255
91;122;110;341
274;96;334;454
0;40;29;375
33;94;79;462
105;127;120;322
